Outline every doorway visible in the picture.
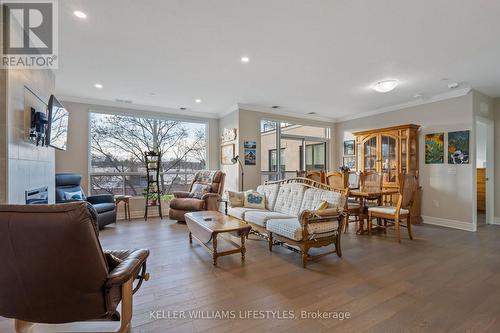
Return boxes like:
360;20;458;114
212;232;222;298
475;117;494;227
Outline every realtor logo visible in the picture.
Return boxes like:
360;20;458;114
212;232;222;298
1;0;58;68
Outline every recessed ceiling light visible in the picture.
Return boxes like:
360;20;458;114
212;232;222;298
413;93;424;99
241;56;250;63
372;79;398;93
448;82;459;89
94;83;103;89
73;10;87;19
195;99;201;103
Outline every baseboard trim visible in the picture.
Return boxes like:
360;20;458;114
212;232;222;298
117;209;169;221
493;217;500;225
422;216;476;232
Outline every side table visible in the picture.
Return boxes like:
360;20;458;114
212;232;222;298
115;195;132;221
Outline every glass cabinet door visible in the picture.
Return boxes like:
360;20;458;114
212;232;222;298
363;136;377;172
381;135;397;183
401;138;407;174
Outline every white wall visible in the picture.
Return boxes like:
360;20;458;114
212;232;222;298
476;122;487;167
2;69;56;204
494;98;500;220
335;93;475;229
218;110;240;192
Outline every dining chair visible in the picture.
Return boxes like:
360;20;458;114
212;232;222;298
296;170;307;178
348;171;361;189
325;171;348;190
305;170;325;184
326;171;361;233
367;173;418;242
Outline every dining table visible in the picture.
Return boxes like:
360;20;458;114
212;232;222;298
349;188;400;234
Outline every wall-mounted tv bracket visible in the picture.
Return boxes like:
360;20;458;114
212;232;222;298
29;107;48;146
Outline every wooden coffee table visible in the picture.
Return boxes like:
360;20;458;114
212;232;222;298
185;211;251;265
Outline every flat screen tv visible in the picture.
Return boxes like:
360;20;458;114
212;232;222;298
46;95;69;150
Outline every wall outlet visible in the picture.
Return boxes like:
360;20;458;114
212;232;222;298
433;200;440;208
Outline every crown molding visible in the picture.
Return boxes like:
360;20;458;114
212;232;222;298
229;103;337;123
217;104;240;119
59;95;220;119
335;87;472;123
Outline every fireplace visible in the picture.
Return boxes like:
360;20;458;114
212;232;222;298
25;186;49;204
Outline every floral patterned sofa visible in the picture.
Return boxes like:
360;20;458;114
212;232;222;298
227;178;348;267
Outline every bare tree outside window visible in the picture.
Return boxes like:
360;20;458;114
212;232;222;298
90;113;207;196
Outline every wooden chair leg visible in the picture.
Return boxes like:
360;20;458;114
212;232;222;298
368;212;372;235
301;244;309;268
268;232;273;251
407;213;413;240
395;217;401;243
344;212;349;233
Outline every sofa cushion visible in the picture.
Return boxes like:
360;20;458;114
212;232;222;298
227;191;244;207
267;218;340;241
273;183;307;216
300;188;345;213
244;191;266;209
368;206;409;215
227;207;267;220
92;203;115;214
256;183;280;210
169;198;204;211
245;211;293;227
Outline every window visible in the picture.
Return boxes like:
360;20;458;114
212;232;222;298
89;112;207;196
269;148;286;171
299;143;326;170
260;119;329;182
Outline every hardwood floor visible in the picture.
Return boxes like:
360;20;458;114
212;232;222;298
2;219;500;332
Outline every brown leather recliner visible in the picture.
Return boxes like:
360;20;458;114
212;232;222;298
169;170;225;222
0;202;149;333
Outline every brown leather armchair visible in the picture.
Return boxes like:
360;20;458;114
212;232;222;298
169;170;225;222
0;202;149;333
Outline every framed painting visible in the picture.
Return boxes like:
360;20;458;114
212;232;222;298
448;130;470;164
343;156;356;170
425;133;444;164
343;140;355;156
221;143;235;165
244;149;256;165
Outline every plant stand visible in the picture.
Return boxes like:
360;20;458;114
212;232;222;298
144;151;162;221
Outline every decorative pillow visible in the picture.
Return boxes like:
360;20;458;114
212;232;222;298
316;200;329;211
227;191;245;207
189;183;212;199
244;191;266;209
64;190;83;201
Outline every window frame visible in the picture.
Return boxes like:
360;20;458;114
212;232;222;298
87;110;209;196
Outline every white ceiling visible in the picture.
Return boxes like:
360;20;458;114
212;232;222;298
56;0;500;121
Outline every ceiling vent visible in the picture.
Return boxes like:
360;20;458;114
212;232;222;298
307;112;316;115
115;98;133;104
271;105;280;109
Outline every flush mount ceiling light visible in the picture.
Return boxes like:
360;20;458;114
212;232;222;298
241;56;250;63
372;79;399;93
94;83;103;89
73;10;87;19
195;99;202;103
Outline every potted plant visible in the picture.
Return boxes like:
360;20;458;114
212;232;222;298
142;189;174;206
142;189;159;205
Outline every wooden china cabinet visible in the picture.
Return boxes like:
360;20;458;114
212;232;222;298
353;124;422;223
